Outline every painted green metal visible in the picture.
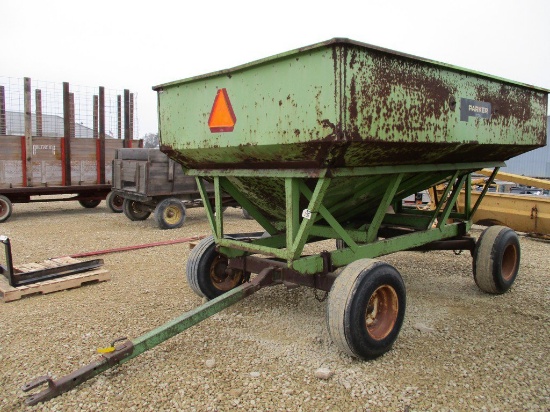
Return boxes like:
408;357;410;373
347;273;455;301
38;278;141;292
156;38;547;172
366;174;403;243
132;281;254;351
155;40;546;257
209;163;496;273
156;39;547;276
295;221;469;274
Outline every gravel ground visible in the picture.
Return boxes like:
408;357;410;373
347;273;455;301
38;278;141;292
0;200;549;411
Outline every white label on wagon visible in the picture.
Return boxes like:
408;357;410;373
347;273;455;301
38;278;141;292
302;209;312;219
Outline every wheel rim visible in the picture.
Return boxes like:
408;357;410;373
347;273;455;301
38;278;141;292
210;255;243;292
365;285;399;341
113;195;124;209
501;243;518;281
131;202;147;217
0;202;8;219
164;205;182;225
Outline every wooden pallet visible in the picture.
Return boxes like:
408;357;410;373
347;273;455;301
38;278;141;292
0;257;110;303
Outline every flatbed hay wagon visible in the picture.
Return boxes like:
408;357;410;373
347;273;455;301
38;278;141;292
0;78;141;222
22;38;548;405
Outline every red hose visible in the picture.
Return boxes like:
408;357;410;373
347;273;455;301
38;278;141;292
59;235;206;259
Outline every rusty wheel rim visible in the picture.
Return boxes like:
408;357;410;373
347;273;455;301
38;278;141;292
131;202;148;217
164;205;182;225
365;285;399;341
501;243;518;281
113;195;124;209
210;255;243;292
0;203;7;219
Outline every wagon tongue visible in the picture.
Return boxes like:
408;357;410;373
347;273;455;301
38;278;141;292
21;339;134;406
21;267;276;406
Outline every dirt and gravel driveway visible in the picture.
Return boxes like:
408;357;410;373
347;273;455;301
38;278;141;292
0;200;548;411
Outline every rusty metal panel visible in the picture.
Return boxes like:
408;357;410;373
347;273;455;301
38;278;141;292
341;43;548;166
157;45;338;169
155;38;548;170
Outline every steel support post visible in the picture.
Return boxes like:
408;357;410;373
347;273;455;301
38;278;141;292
297;180;358;252
195;177;217;241
214;176;223;239
290;176;331;260
365;173;403;243
285;177;299;257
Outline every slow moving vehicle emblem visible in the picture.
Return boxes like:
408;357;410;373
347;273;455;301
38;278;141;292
208;88;236;132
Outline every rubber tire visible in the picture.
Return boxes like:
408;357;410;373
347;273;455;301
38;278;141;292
122;199;151;221
106;191;124;213
78;199;101;208
186;236;245;299
473;225;520;294
154;198;186;230
0;195;13;222
327;259;406;360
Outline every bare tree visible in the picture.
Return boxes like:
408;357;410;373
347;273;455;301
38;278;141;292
143;133;159;148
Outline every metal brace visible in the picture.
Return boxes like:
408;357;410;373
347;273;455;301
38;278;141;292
314;251;332;302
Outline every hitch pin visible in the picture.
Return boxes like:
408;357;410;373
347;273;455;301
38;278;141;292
97;337;128;354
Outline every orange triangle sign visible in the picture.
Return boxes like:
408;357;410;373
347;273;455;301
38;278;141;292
208;88;236;132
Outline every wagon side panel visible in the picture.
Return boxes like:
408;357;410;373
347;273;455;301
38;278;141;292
158;47;340;168
0;136;25;188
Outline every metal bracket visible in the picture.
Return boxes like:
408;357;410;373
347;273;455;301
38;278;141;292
11;259;105;287
0;235;104;287
320;250;332;274
22;339;134;405
0;236;14;286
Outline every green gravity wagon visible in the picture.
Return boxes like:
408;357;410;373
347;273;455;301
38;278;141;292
23;38;548;405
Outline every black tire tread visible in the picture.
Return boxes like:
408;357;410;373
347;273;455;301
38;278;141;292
79;199;101;208
473;225;520;294
106;191;124;213
122;199;151;221
185;236;215;298
327;258;406;360
327;259;379;357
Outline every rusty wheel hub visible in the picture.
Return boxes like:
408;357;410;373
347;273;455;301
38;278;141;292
113;196;124;208
365;285;399;341
501;243;518;281
210;255;243;292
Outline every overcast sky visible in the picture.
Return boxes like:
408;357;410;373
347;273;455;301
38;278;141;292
3;0;549;137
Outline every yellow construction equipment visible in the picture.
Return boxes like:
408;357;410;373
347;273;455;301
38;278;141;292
452;169;550;238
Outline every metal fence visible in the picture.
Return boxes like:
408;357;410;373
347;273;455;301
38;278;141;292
0;76;137;139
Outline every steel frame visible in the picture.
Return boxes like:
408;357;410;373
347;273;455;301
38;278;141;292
194;163;501;276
